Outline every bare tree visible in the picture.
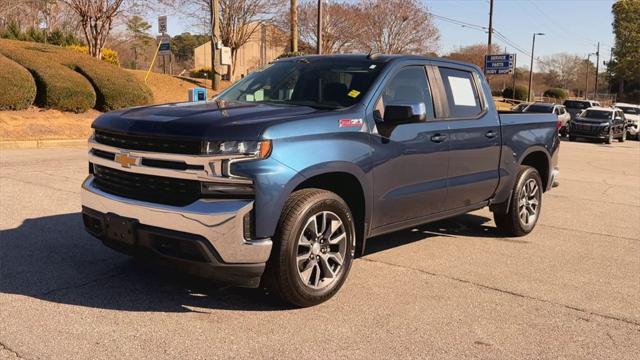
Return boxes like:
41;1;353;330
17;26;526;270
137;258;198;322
295;0;359;54
63;0;126;58
538;53;583;89
446;44;503;68
354;0;439;55
219;0;282;78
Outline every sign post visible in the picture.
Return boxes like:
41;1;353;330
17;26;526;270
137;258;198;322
145;17;170;82
484;54;515;75
158;16;167;35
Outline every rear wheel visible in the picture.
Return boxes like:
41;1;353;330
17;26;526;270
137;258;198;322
494;166;543;237
264;188;355;307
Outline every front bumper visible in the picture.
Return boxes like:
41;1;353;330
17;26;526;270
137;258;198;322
81;176;272;287
569;123;609;139
628;124;639;136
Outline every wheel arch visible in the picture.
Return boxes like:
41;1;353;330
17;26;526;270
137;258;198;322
519;148;551;191
290;165;370;256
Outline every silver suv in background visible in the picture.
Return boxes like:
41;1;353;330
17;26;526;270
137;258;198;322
524;102;571;137
614;103;640;140
564;99;601;120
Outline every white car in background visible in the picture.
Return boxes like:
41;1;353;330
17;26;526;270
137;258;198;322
614;103;640;140
524;102;571;136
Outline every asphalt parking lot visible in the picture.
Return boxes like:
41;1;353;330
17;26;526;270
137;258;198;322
1;139;639;359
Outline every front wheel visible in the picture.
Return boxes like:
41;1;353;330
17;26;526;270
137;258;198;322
494;166;543;237
605;131;613;144
264;188;355;307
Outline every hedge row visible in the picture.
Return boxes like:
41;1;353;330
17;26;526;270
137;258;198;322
0;54;36;110
0;40;96;112
0;39;153;112
64;56;153;112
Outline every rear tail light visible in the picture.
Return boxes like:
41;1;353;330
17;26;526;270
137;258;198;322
556;119;563;129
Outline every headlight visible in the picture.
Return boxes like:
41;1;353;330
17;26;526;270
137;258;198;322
202;140;272;158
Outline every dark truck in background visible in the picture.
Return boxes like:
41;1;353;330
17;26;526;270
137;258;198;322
81;55;560;306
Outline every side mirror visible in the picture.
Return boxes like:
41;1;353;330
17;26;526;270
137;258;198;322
383;103;427;124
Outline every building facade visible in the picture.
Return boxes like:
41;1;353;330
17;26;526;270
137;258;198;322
194;23;286;81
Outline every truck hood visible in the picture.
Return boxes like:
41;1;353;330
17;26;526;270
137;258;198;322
92;100;321;140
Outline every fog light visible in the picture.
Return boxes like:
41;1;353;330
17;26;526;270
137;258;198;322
200;182;254;197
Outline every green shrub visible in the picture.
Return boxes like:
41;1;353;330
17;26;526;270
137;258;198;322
66;45;121;66
0;39;152;112
543;88;568;100
190;67;211;79
0;54;37;110
66;56;152;111
502;85;529;101
0;40;96;112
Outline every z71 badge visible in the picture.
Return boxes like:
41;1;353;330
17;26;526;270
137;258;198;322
339;119;364;128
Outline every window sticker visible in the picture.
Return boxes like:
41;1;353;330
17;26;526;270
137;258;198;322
347;89;361;98
447;76;476;106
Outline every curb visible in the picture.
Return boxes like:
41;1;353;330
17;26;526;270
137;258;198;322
0;139;86;150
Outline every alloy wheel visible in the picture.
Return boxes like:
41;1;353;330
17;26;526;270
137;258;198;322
518;178;540;226
296;211;347;290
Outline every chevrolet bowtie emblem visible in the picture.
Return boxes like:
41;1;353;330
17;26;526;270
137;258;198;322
114;152;138;168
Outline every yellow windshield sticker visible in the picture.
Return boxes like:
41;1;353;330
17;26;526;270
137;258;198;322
348;90;361;98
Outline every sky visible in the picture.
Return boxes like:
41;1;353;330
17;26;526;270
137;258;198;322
146;0;616;70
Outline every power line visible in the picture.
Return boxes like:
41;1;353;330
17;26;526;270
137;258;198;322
430;11;555;69
524;0;595;47
430;13;488;33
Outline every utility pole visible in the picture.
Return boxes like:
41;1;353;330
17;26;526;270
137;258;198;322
210;0;221;90
291;0;298;53
317;0;323;54
512;54;517;99
528;32;545;102
487;0;494;55
585;53;594;100
594;41;600;101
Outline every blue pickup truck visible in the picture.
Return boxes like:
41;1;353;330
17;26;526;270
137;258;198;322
81;55;559;306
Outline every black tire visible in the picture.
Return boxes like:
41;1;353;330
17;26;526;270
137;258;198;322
263;188;355;307
569;135;576;142
493;166;543;237
619;130;626;142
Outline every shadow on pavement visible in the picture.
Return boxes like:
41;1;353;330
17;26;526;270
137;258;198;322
1;211;522;312
364;213;528;256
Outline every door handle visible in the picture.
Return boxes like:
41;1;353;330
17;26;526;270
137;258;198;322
485;130;498;139
430;133;448;143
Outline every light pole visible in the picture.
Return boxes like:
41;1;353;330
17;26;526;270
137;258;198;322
527;32;544;102
585;53;595;100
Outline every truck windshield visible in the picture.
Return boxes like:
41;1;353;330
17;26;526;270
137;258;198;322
582;110;612;120
217;59;386;110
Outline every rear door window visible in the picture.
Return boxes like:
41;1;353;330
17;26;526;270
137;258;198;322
438;67;483;118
